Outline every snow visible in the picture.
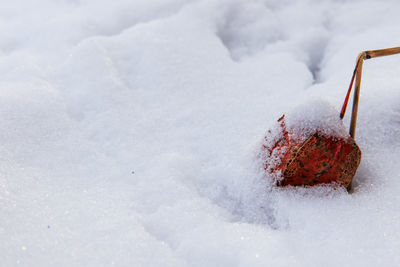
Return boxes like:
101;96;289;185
284;99;349;140
1;0;400;266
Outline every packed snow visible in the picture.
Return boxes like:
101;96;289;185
1;0;400;266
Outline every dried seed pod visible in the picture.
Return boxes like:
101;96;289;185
263;115;361;188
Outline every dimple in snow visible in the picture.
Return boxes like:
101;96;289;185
262;46;400;191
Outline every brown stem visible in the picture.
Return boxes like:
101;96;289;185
349;54;364;138
340;46;400;138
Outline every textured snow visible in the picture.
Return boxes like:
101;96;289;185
1;0;400;266
285;99;349;140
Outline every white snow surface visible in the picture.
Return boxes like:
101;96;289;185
285;99;349;140
1;0;400;266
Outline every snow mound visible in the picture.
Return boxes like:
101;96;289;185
285;99;349;140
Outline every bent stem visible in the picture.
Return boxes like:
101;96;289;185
340;46;400;138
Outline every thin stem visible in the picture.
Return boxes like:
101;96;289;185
340;59;360;119
349;56;364;138
365;47;400;59
340;46;400;138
